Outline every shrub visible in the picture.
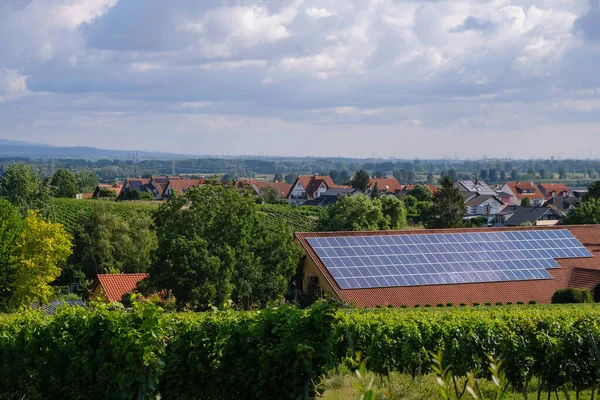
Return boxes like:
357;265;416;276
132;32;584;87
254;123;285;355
528;300;537;305
473;302;480;306
400;304;408;308
495;302;503;306
484;302;492;306
386;304;394;308
376;304;382;309
436;303;444;308
551;288;593;304
424;304;432;308
506;302;513;305
517;301;524;305
459;303;466;307
414;304;420;308
446;303;453;307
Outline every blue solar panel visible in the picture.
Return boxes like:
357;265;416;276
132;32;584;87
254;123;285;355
307;229;590;289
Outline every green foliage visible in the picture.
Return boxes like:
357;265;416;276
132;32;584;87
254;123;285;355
551;288;593;304
72;203;156;278
0;200;25;308
351;170;371;192
370;182;380;199
407;184;434;202
50;169;79;198
146;185;301;310
258;185;284;204
75;170;99;193
97;187;117;198
0;162;48;213
564;197;600;224
520;198;531;207
318;194;401;231
426;176;465;229
9;211;73;310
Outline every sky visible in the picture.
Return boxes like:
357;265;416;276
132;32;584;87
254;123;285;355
0;0;600;158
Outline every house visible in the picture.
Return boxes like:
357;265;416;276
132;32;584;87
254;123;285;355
92;183;123;198
119;178;154;197
465;194;505;216
162;178;205;198
149;176;180;199
494;190;514;206
75;193;94;200
544;196;582;213
287;175;348;205
538;183;571;201
368;178;402;194
90;273;149;303
255;181;293;199
455;180;498;197
490;205;562;227
294;225;600;307
499;181;546;206
302;188;362;207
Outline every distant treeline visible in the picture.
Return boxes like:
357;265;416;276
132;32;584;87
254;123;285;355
1;157;599;185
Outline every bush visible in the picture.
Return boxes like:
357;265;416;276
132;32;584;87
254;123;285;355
507;302;513;305
495;302;503;306
459;303;466;307
551;288;594;304
424;304;432;308
400;304;408;308
517;301;524;305
446;303;453;307
484;302;491;306
473;302;480;306
528;300;537;305
414;304;420;308
436;303;444;308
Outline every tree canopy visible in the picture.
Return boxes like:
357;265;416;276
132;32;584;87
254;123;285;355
0;200;25;308
564;198;600;225
350;169;371;192
425;176;465;229
143;185;301;310
318;194;406;231
407;184;434;202
9;211;72;310
50;169;79;198
0;163;47;213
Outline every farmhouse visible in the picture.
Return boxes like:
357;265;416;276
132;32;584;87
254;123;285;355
161;178;205;198
368;178;402;194
295;225;600;307
500;181;546;206
287;175;349;205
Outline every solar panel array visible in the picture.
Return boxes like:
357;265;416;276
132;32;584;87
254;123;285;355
306;229;592;290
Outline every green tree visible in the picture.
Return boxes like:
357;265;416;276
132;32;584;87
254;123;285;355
448;169;458;181
259;185;282;204
370;182;380;199
558;167;567;179
273;172;284;182
50;169;79;198
521;198;531;207
318;194;386;231
488;168;497;182
426;172;434;184
73;204;156;278
0;163;46;213
425;176;465;229
75;170;99;193
510;169;519;180
9;211;72;309
584;180;600;202
144;185;300;310
564;198;600;224
407;184;434;202
372;171;386;179
284;172;296;184
479;169;488;181
379;195;407;230
500;170;507;181
0;200;25;307
97;188;117;198
351;170;371;192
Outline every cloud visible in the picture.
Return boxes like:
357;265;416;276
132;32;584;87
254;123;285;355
573;0;600;41
0;0;599;158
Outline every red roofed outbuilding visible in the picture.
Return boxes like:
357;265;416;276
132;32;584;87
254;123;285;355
90;273;149;303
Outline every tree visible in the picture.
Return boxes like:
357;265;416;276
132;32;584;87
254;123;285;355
379;196;407;230
448;169;458;181
564;198;600;224
351;170;371;192
0;163;45;213
273;172;284;182
521;198;531;207
407;184;434;202
284;173;296;184
510;169;519;181
318;195;386;231
426;172;434;185
370;182;380;199
0;200;25;308
479;169;488;181
50;169;79;198
393;169;416;184
584;180;600;202
425;176;465;229
9;211;72;309
73;204;156;278
259;186;281;204
144;185;300;310
372;171;386;179
558;168;567;179
75;170;99;193
500;170;507;181
97;188;117;198
488;168;497;182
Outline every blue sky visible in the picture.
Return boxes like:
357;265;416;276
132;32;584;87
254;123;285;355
0;0;599;158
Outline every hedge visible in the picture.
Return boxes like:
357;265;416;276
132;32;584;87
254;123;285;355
3;304;600;399
551;288;594;304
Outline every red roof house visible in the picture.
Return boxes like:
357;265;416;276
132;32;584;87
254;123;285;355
287;175;349;205
90;273;149;303
500;181;546;206
369;178;402;194
295;225;600;307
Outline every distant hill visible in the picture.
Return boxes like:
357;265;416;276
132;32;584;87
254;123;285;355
0;139;185;159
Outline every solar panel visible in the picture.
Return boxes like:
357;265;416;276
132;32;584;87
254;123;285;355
306;229;591;289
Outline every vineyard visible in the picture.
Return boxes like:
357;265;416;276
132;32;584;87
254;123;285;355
46;198;324;234
256;203;325;232
3;303;600;399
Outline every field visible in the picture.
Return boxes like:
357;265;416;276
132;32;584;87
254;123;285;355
46;198;324;233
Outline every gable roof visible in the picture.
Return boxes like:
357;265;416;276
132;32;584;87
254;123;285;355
295;225;600;307
538;183;571;199
369;178;402;193
502;181;545;200
456;180;497;196
93;273;149;302
495;205;562;226
125;179;152;193
255;181;292;198
165;178;205;196
465;194;503;207
302;188;361;207
288;175;342;199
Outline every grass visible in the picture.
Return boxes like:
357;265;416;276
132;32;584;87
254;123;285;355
318;371;597;400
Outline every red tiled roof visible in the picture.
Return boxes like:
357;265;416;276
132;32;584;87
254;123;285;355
95;273;149;302
503;181;545;200
296;225;600;307
255;181;292;198
568;268;600;289
369;178;402;193
165;178;205;195
289;175;340;199
538;183;571;200
80;193;93;199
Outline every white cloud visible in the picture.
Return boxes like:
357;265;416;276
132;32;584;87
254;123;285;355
130;63;164;73
176;101;212;109
0;69;29;103
306;8;332;19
